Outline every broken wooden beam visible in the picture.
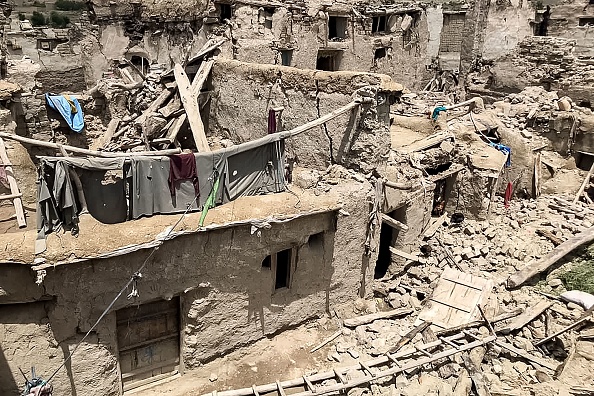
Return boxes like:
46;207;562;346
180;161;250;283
343;308;414;328
389;321;431;353
435;308;523;336
310;330;342;353
381;213;409;231
174;63;211;152
0;132;181;158
536;228;564;246
495;300;552;334
507;227;594;288
534;307;594;347
101;117;120;149
423;213;447;239
191;59;214;97
573;162;594;204
495;339;558;371
389;247;427;263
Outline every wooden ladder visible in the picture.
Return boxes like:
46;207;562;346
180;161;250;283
0;137;26;227
206;331;497;396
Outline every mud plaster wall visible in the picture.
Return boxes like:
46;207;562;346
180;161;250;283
208;59;392;173
0;202;375;395
481;0;533;60
547;0;594;58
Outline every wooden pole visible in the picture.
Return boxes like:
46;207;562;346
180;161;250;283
174;63;211;152
573;162;594;204
0;132;181;157
507;227;594;288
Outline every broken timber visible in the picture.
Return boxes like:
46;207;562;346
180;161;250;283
573;162;594;204
174;63;211;152
343;308;413;327
0;132;181;158
495;300;552;334
507;227;594;288
381;213;408;231
206;332;496;396
389;247;426;263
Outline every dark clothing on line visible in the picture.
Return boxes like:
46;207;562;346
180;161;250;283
168;153;200;198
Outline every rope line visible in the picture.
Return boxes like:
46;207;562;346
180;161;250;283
43;193;200;386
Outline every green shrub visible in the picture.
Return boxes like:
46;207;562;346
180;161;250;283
18;12;26;21
50;11;70;28
30;11;47;26
32;1;46;7
559;245;594;294
55;0;85;11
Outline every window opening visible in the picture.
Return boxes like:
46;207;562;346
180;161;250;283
262;255;271;268
264;7;274;29
275;248;291;289
280;49;293;66
372;15;387;33
579;17;594;26
328;16;347;39
316;52;340;71
219;3;232;22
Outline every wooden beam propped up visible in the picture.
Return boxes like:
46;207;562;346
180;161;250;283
174;63;211;152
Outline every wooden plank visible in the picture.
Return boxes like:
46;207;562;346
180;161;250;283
423;213;447;239
135;88;174;126
174;63;210;152
388;320;431;353
165;114;188;144
121;357;180;379
285;101;360;137
302;376;315;392
276;380;286;396
343;308;414;328
399;132;455;154
310;330;342;353
573;162;594;203
534;151;541;198
507;227;594;288
536;229;564;246
495;339;558;371
0;192;22;200
389;247;426;263
191;60;214;97
534;307;594;346
0;138;25;227
101;117;120;148
123;369;179;392
381;213;409;231
0;132;181;157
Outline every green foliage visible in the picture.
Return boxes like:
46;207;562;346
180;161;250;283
54;0;86;11
18;12;26;21
32;1;46;7
49;11;70;28
559;245;594;294
30;11;47;26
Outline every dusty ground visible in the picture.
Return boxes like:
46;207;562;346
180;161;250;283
139;320;344;396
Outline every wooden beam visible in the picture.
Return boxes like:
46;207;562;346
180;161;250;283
0;138;25;227
174;63;210;152
285;101;360;137
191;60;214;97
0;132;181;157
381;213;409;231
389;247;427;263
423;213;447;239
495;339;558;370
309;330;342;353
343;308;414;328
507;227;594;288
574;162;594;203
101;117;120;149
495;300;552;334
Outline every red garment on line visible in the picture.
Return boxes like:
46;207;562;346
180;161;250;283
504;182;513;208
168;153;199;197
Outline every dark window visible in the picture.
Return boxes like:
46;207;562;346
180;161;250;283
374;47;387;60
280;49;292;66
328;16;347;39
264;7;274;29
372;15;387;33
219;3;232;21
579;17;594;26
275;248;292;289
130;55;149;75
316;52;340;71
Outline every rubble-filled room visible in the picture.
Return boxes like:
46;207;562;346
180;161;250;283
0;0;593;395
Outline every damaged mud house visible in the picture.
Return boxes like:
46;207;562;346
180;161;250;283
0;0;593;394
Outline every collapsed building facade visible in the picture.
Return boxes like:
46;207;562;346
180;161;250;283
0;0;593;395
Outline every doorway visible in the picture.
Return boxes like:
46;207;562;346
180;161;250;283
374;206;407;279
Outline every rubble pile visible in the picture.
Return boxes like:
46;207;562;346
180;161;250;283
309;193;594;396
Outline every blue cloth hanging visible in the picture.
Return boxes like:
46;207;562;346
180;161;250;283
45;93;85;133
490;143;511;167
431;106;447;120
